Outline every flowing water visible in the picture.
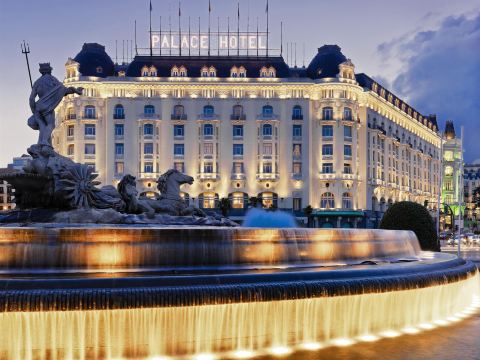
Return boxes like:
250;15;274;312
1;274;478;359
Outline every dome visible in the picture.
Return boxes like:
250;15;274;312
73;43;114;78
306;45;347;79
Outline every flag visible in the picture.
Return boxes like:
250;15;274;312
265;0;268;13
150;0;152;11
237;2;240;18
179;2;181;16
209;0;211;12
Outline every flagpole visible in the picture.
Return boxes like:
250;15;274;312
208;0;211;56
178;1;181;56
280;21;283;57
169;15;172;56
149;0;153;56
134;20;138;55
227;17;230;57
188;16;191;57
217;17;220;56
237;2;240;57
266;0;269;57
159;16;162;55
198;17;201;56
256;17;259;57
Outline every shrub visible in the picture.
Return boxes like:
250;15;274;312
379;201;439;251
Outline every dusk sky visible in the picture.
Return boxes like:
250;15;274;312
0;0;478;166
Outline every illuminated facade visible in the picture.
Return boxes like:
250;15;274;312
463;163;479;229
440;121;464;231
52;43;442;226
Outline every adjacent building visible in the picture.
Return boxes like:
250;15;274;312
52;43;442;226
0;155;32;211
463;162;480;230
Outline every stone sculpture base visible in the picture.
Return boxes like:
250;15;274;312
0;208;237;226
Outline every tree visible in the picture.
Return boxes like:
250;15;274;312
218;197;231;217
379;201;439;251
303;205;313;227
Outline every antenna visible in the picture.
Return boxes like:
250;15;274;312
198;17;201;56
149;0;153;56
247;1;250;57
266;0;269;57
122;40;125;63
159;16;162;56
280;21;283;57
115;40;118;63
169;15;172;56
188;16;191;56
130;40;133;60
302;42;305;67
126;40;128;62
217;17;220;56
294;42;297;67
286;42;289;64
237;2;240;57
208;0;211;56
256;17;258;57
20;40;32;88
227;17;230;56
178;1;182;56
134;20;138;55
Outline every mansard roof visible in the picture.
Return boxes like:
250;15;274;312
355;73;438;132
125;55;291;78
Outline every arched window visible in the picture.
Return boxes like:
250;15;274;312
230;66;238;78
171;66;179;77
322;107;333;120
179;66;187;77
268;67;276;77
292;105;303;120
258;192;278;208
149;66;157;76
114;104;124;119
143;123;154;135
342;192;352;209
203;123;214;136
199;192;218;209
260;66;268;77
320;192;335;209
66;107;76;120
229;192;247;209
201;66;209;77
238;66;246;77
343;107;352;120
67;144;74;156
144;105;155;115
262;105;273;117
209;66;216;77
203;105;214;117
262;124;273;136
141;66;150;77
84;105;96;119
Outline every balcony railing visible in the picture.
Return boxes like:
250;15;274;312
290;172;302;180
171;114;187;120
256;173;280;181
138;172;161;179
65;114;76;120
197;172;220;181
138;113;160;120
113;114;125;119
231;173;246;180
292;114;303;120
230;114;246;120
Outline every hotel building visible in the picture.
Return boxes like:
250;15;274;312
52;43;442;227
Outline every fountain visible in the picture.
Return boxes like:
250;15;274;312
0;62;478;360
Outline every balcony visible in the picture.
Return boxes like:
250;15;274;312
230;114;246;120
113;114;125;119
318;173;335;180
292;114;303;120
139;172;161;179
322;136;333;141
198;113;219;121
256;173;279;181
138;113;160;121
231;173;246;180
257;113;279;121
197;172;220;181
171;114;187;120
290;172;302;180
65;114;76;120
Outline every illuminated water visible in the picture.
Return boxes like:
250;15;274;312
0;226;478;359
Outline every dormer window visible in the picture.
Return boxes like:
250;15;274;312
149;66;157;76
201;66;216;77
142;66;150;77
260;66;276;78
118;70;126;77
171;66;179;77
230;66;238;78
238;66;246;78
179;66;187;77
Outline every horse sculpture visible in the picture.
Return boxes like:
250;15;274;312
118;170;206;217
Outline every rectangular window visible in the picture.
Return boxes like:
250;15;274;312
204;143;213;155
344;163;352;174
84;124;96;136
115;143;124;155
233;162;244;174
144;162;154;173
233;125;244;137
174;144;185;156
322;125;333;137
67;125;74;137
293;198;302;211
293;162;302;174
114;124;124;136
174;125;184;137
322;163;333;173
322;144;333;156
344;125;352;138
232;192;244;209
115;162;124;175
233;144;244;156
263;143;272;155
174;162;185;173
203;163;214;173
84;144;96;155
293;125;302;137
263;163;273;174
293;144;302;157
144;143;153;154
344;144;352;157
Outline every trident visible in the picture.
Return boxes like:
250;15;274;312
21;40;33;89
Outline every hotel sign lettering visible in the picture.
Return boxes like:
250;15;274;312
151;33;267;50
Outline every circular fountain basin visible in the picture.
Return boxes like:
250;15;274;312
0;226;478;359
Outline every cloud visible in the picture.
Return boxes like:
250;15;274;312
377;12;480;162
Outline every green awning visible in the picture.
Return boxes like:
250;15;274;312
312;210;365;217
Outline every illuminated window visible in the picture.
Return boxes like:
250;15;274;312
174;162;184;173
293;162;302;174
293;144;302;157
171;66;179;77
149;66;157;76
115;162;124;175
343;107;352;120
96;66;103;74
445;166;453;176
342;192;352;209
321;192;335;209
231;192;245;209
179;66;187;77
260;192;276;208
203;162;214;173
230;66;238;77
204;143;213;155
67;125;74;137
238;66;246;77
202;192;217;208
142;66;150;76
